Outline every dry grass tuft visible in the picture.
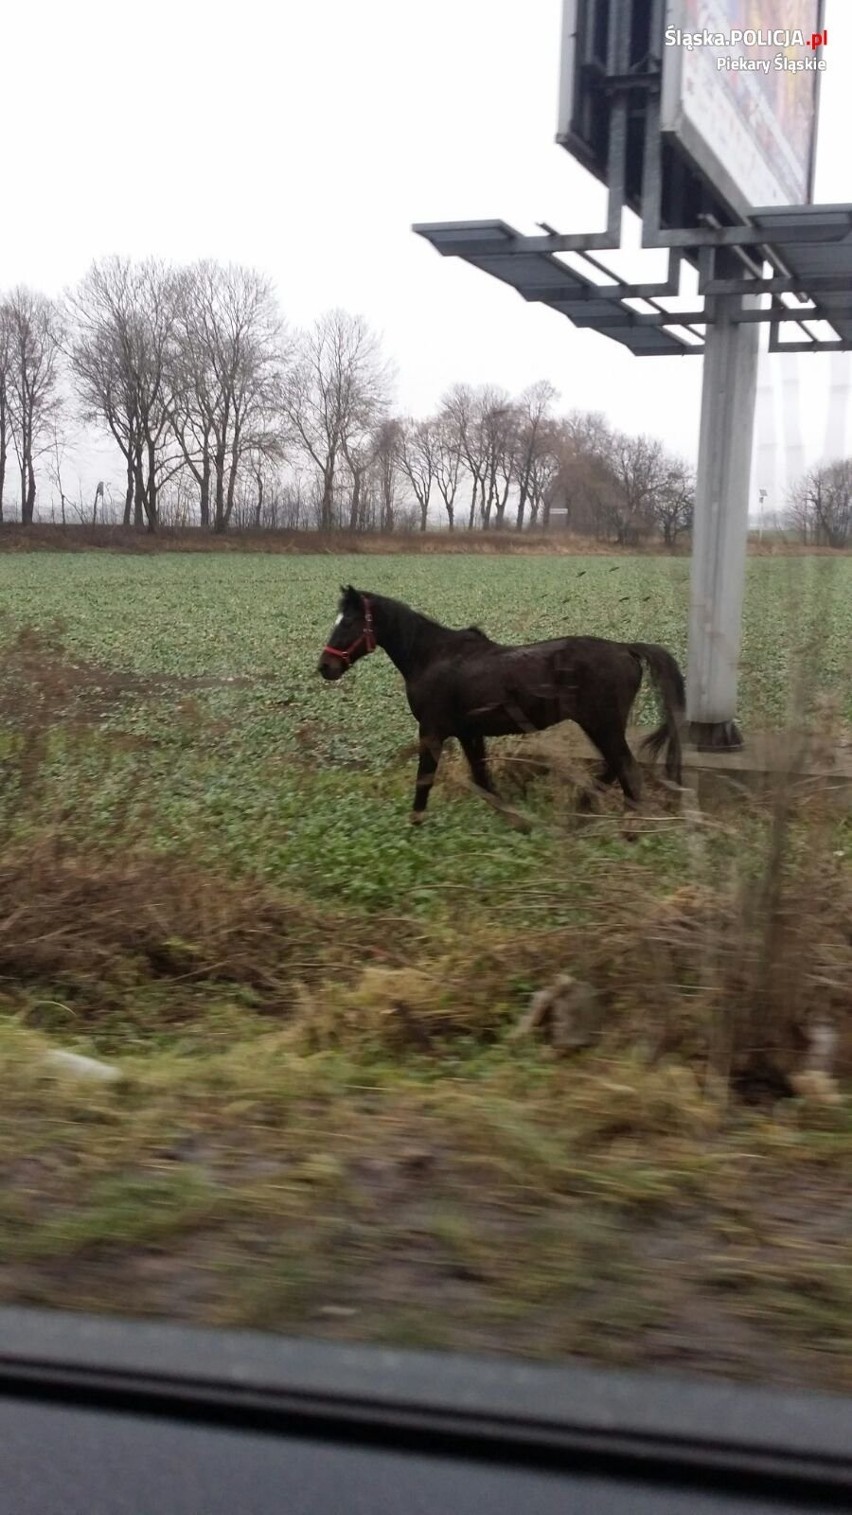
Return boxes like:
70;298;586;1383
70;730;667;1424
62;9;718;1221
284;961;525;1055
559;803;852;1098
0;836;335;1016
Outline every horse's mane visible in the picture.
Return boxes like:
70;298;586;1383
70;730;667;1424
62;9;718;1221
344;587;493;645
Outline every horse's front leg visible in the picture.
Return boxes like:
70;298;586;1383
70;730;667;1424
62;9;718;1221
410;729;444;824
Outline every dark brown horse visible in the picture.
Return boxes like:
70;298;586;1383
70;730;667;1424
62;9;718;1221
318;586;685;823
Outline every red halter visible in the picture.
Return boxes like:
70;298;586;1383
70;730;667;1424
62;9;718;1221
322;595;377;668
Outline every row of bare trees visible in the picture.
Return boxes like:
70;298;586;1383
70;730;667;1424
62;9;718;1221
401;389;695;542
1;256;698;539
67;258;290;533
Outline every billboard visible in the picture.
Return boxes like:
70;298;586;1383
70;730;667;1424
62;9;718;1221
556;0;578;150
660;0;825;216
556;0;604;186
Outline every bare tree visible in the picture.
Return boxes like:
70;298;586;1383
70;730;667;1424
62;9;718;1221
0;301;10;522
604;432;667;545
68;257;180;532
546;412;619;535
787;459;852;548
168;261;287;532
243;444;287;530
284;310;392;531
397;415;437;531
785;481;812;544
438;384;515;529
819;461;851;546
432;410;463;530
550;415;692;543
4;287;64;525
238;470;308;531
440;384;486;530
47;421;70;525
67;258;138;525
513;381;558;531
341;433;376;532
552;423;668;544
371;418;402;533
126;262;182;532
480;391;515;529
652;459;694;547
158;472;199;528
527;423;561;528
164;272;214;529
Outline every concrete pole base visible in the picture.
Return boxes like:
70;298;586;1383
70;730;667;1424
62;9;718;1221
686;719;745;753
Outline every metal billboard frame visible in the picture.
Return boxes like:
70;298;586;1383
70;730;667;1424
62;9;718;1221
413;0;850;749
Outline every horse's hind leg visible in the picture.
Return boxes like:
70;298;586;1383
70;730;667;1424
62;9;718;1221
595;760;618;787
459;732;496;796
580;720;642;812
410;730;443;824
576;759;618;813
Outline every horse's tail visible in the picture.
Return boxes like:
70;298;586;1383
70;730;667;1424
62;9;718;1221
626;642;686;785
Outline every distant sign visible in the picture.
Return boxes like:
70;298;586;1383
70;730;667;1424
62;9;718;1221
660;0;825;215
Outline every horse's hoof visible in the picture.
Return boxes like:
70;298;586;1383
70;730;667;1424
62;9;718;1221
409;811;426;826
576;790;601;815
509;811;534;835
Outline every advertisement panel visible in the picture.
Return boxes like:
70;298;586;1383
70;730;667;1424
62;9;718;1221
660;0;825;215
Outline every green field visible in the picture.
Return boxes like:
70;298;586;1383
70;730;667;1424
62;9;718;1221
1;549;851;1390
0;551;849;914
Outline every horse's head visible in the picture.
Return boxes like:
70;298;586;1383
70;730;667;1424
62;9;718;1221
317;585;377;681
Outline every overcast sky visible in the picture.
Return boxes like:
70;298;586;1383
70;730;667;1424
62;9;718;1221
2;0;850;510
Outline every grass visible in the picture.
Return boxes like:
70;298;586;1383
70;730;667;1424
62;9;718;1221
3;1017;852;1383
0;548;850;1391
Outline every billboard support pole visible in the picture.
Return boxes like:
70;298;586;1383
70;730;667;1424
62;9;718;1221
686;276;761;750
